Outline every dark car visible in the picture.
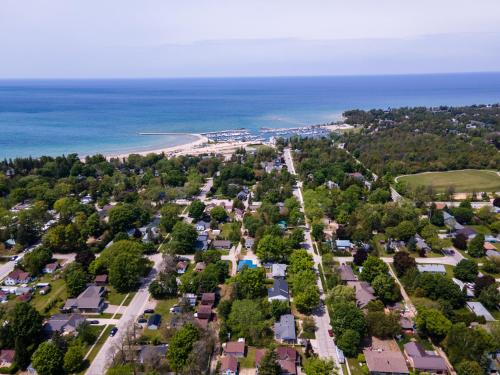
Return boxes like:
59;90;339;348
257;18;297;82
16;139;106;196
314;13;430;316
328;329;334;337
88;320;99;325
137;318;147;324
110;327;118;337
144;308;155;314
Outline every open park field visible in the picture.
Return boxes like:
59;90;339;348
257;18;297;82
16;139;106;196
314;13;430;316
396;169;500;193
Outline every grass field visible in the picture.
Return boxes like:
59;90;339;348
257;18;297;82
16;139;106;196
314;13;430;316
396;169;500;193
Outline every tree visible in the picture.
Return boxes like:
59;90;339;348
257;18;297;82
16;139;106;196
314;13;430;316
169;222;198;254
303;357;336;375
63;344;85;373
149;271;178;299
372;274;400;303
414;272;465;308
31;341;64;375
257;350;281;375
330;304;366;337
227;299;270;344
393;251;416;277
366;311;400;338
160;204;181;233
326;285;356;307
456;360;483;375
468;234;485;258
443;323;495;365
295;285;320;313
210;206;228;222
108;204;142;234
188;200;205;221
451;206;474;225
53;197;79;222
311;222;325;241
416;307;452;339
391;220;416;241
233;267;266;299
360;256;388;283
77;321;98;345
75;247;96;270
479;284;500;310
454;259;478;282
256;235;289;262
352;249;368;266
269;300;290;320
337;329;360;357
288;249;314;274
109;251;149;292
452;233;468;250
288;228;305;249
166;323;199;373
21;246;52;275
474;275;495;297
64;263;88;297
12;302;43;369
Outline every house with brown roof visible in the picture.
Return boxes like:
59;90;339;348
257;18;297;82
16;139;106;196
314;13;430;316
347;281;376;308
43;262;59;274
224;340;246;358
196;304;212;320
363;338;409;375
404;342;448;374
213;240;232;250
0;349;15;368
201;292;216;306
220;355;238;375
3;269;31;286
94;274;108;286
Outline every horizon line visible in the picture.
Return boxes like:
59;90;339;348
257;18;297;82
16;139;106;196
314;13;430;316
1;70;500;81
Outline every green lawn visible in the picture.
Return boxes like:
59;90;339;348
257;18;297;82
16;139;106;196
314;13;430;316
31;277;67;316
106;287;135;306
397;169;500;193
469;225;492;235
77;325;114;374
240;347;257;368
346;358;366;375
154;297;178;317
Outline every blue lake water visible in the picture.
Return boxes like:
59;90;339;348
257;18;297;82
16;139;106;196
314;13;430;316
1;73;500;159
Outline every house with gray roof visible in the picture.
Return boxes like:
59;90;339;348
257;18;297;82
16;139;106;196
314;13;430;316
443;212;463;231
268;279;289;302
138;344;168;364
274;314;296;343
213;240;232;250
63;285;105;313
44;313;86;335
417;264;446;274
338;265;358;282
347;281;375;308
271;264;287;278
466;301;495;322
404;342;448;374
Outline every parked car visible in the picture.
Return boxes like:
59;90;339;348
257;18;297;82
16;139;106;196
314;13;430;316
10;255;18;261
328;329;334;337
110;327;118;337
88;320;99;325
144;308;155;314
137;317;147;324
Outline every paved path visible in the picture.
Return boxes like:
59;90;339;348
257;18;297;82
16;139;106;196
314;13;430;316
284;148;344;373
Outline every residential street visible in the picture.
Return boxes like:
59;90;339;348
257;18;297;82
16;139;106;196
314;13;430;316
284;148;344;373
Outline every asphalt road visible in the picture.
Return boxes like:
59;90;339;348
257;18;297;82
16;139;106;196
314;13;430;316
284;148;344;373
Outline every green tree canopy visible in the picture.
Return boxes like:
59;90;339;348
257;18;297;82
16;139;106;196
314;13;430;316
360;256;389;283
166;323;199;373
454;259;478;282
31;341;64;375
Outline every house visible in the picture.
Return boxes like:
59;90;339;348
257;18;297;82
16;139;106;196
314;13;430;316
255;349;267;370
237;260;256;272
452;278;475;298
195;262;206;272
4;239;16;249
347;281;376;308
147;314;162;330
195;234;209;251
234;208;245;221
94;274;108;286
182;293;197;307
43;313;86;335
417;264;446;274
43;262;59;274
17;292;32;302
414;234;430;253
277;347;299;364
271;263;287;278
3;269;31;286
176;261;188;274
195;220;211;232
224;340;246;358
338;265;358;282
363;338;409;375
196;304;212;320
404;342;448;374
244;238;255;249
268;278;289;302
443;212;463;231
486;249;500;259
213;240;232;250
201;292;216;306
0;349;15;368
63;285;105;313
15;286;32;296
484;242;496;251
138;344;168;365
466;301;496;322
336;240;353;251
274;314;296;343
399;316;414;333
237;191;248;201
220;355;238;375
195;317;210;330
456;226;477;240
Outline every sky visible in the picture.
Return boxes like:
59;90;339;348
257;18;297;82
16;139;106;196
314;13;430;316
1;0;500;78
